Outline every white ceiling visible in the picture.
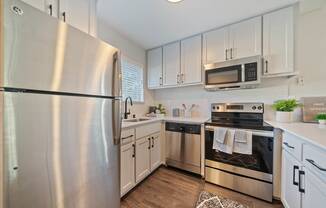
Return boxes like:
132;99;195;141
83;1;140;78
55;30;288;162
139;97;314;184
97;0;298;49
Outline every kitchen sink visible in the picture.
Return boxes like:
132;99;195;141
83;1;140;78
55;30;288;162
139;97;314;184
123;118;151;123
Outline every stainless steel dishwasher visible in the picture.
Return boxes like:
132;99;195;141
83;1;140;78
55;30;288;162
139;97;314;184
165;122;201;174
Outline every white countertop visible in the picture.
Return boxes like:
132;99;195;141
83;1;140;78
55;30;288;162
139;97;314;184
265;120;326;150
122;116;209;129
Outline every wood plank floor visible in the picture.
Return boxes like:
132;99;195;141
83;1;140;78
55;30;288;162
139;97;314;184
121;167;283;208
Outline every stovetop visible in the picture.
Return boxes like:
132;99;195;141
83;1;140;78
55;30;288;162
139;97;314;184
205;120;274;131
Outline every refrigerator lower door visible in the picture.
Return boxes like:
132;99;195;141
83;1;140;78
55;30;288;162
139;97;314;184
2;92;120;208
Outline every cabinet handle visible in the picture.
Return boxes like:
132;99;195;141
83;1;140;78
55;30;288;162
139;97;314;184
265;60;268;73
293;165;299;186
132;144;135;158
283;142;295;149
62;12;66;22
148;138;151;149
306;159;326;172
298;170;305;193
121;135;134;140
230;48;233;59
49;4;53;16
181;73;185;83
159;77;163;86
152;137;154;148
225;49;228;60
177;74;180;84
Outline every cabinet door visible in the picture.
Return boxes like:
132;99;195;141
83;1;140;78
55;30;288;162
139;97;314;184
135;137;151;183
181;35;202;84
163;42;181;86
120;142;135;197
21;0;45;11
203;27;229;64
59;0;90;33
150;133;161;171
147;47;163;89
302;167;326;208
229;17;262;60
281;150;302;208
263;7;294;75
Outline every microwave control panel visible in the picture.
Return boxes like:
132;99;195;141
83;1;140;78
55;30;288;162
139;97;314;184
244;62;258;82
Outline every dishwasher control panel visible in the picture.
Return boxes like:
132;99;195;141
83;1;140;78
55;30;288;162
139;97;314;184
165;122;201;135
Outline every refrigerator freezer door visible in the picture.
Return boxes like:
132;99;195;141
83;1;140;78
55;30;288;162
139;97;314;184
3;0;121;97
2;92;120;208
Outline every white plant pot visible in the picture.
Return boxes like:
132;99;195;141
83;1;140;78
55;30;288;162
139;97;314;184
318;120;326;125
276;111;293;123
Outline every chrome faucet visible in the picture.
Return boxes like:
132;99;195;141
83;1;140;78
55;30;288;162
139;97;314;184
124;96;133;119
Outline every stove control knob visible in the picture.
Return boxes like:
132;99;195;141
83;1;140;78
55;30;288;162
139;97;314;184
252;106;257;110
258;106;263;110
212;106;216;110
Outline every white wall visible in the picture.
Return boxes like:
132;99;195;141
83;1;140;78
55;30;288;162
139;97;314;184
97;19;155;117
153;2;326;120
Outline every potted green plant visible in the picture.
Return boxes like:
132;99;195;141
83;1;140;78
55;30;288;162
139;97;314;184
315;113;326;125
272;99;301;123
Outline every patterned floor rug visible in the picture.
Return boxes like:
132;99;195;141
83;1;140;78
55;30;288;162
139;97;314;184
196;191;249;208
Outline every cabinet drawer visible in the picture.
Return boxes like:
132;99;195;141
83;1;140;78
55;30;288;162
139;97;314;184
282;132;303;161
121;129;135;145
136;122;161;139
303;144;326;182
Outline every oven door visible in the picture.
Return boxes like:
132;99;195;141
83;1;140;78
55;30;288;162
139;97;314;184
205;65;242;87
205;126;274;181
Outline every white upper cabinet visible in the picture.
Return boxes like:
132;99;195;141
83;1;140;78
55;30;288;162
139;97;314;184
59;0;90;34
147;47;163;89
203;27;229;64
181;35;202;85
263;7;294;75
163;42;180;87
21;0;95;35
229;17;262;60
203;16;262;64
21;0;45;11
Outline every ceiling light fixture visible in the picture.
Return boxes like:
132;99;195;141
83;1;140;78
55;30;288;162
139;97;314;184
167;0;184;3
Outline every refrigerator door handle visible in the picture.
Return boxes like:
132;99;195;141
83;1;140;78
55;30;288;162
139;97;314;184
112;52;122;97
112;99;121;145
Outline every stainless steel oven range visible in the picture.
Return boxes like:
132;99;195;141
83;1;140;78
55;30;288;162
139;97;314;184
205;103;274;202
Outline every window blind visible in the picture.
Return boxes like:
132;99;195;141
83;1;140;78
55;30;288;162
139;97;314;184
121;57;144;102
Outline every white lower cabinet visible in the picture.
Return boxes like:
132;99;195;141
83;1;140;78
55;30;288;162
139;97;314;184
120;142;135;197
135;137;151;183
150;133;161;170
120;125;161;197
302;167;326;208
281;132;326;208
281;150;302;208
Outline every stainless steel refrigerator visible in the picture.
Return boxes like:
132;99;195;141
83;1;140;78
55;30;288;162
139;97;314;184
1;0;122;207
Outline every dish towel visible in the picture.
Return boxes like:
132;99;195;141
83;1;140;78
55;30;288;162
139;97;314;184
214;129;235;154
233;130;253;155
213;127;227;148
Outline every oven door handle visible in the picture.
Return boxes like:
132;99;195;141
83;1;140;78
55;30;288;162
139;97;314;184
205;126;273;137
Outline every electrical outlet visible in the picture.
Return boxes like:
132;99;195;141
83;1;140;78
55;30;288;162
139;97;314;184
297;76;304;86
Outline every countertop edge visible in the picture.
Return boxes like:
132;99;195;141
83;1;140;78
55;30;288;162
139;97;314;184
265;120;326;151
122;117;209;129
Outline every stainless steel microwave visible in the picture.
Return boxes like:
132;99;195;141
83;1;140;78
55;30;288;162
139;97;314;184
204;56;262;90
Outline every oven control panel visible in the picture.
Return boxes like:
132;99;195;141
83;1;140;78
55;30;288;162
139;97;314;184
211;103;264;113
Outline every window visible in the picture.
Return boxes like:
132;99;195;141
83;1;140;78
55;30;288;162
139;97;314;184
121;56;144;102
